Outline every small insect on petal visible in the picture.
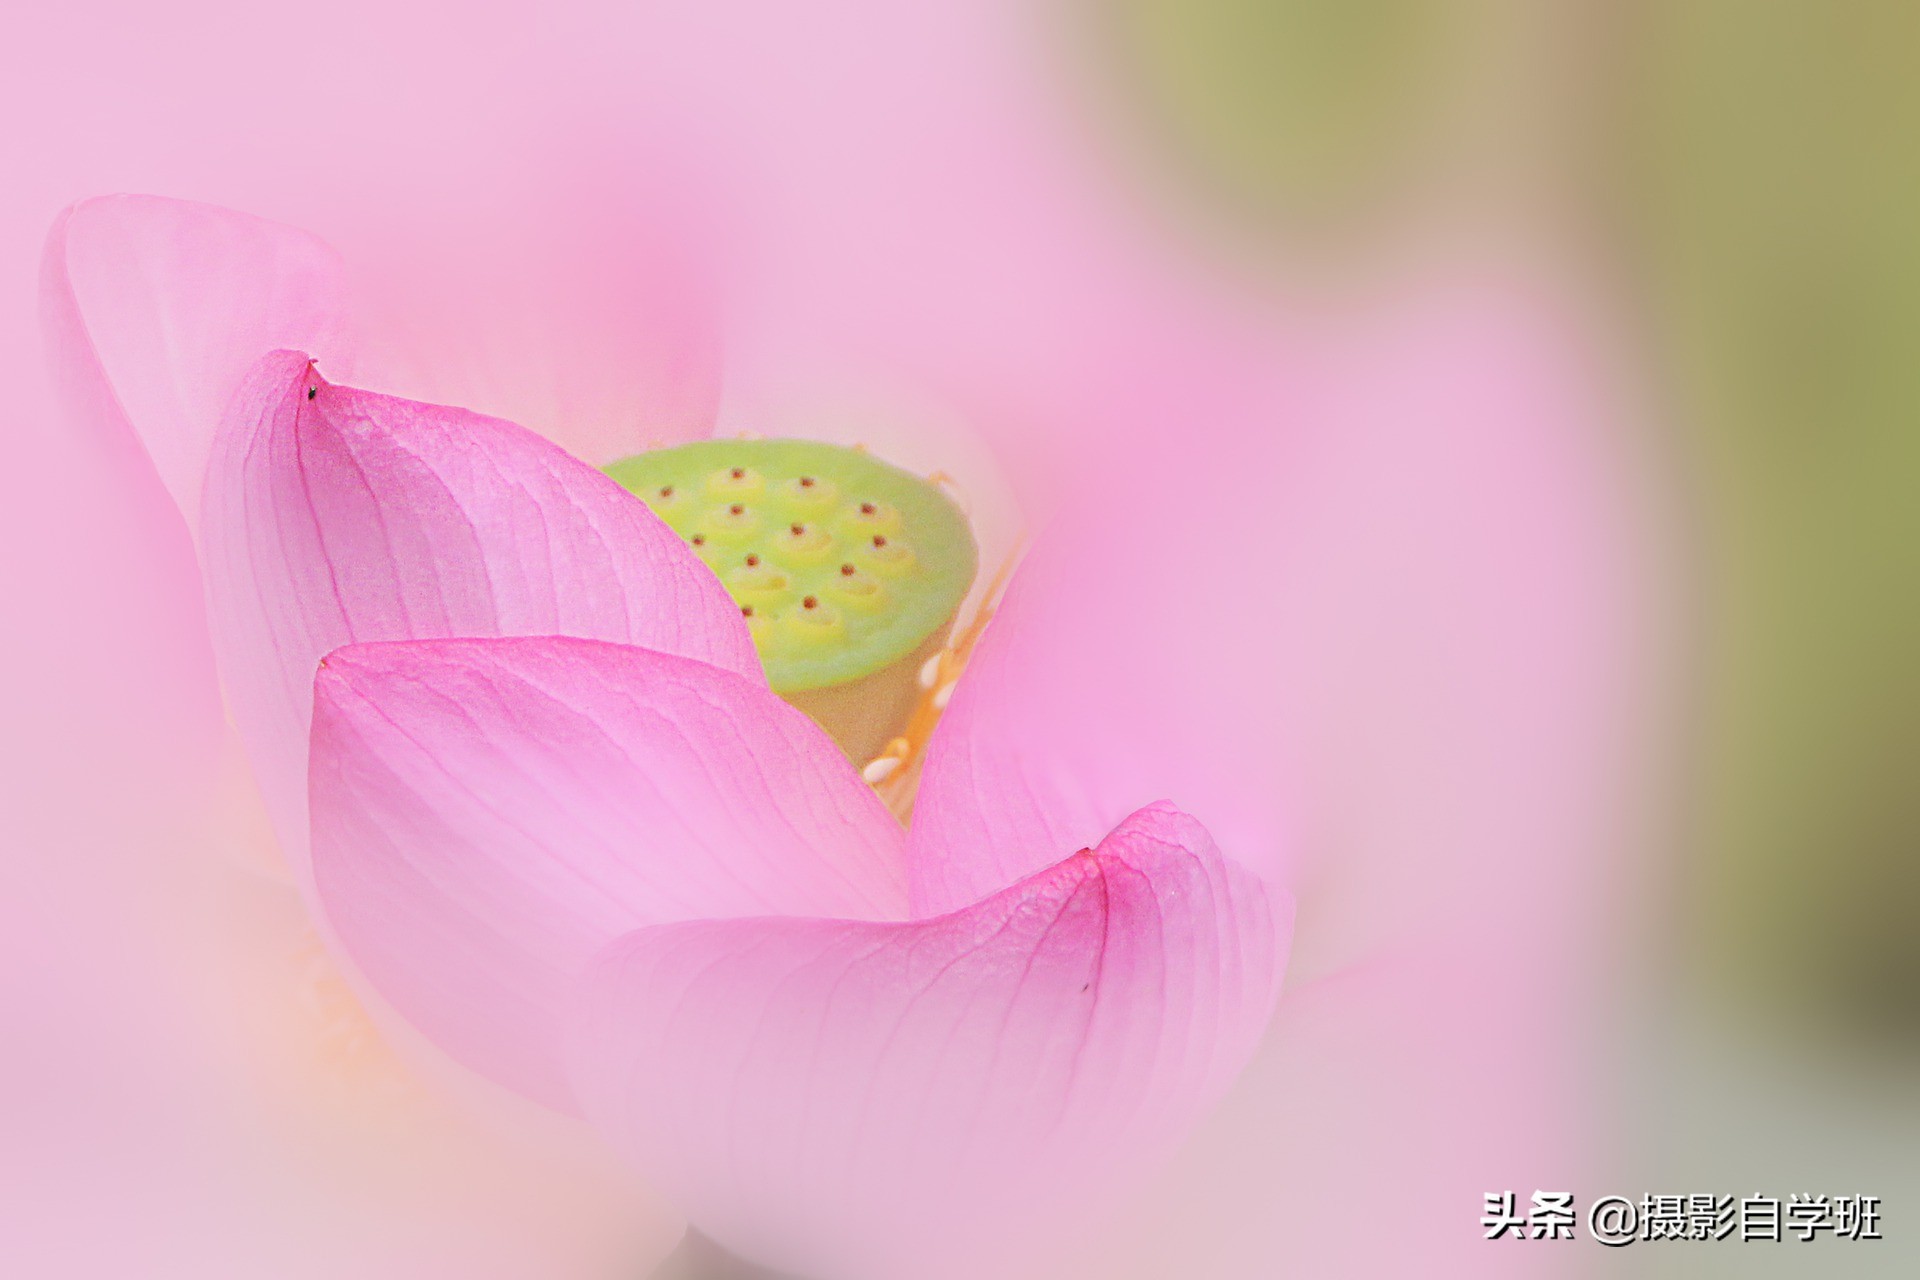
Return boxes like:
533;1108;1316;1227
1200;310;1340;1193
307;386;318;400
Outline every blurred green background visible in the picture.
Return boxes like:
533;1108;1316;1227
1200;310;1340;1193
1105;0;1919;1273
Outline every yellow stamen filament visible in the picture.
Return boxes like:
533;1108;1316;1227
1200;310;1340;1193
864;546;1020;822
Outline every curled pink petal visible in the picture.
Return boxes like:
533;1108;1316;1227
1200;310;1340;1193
311;635;908;1108
201;352;758;884
567;800;1288;1278
43;194;353;527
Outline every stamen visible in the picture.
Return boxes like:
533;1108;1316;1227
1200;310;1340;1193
864;548;1020;819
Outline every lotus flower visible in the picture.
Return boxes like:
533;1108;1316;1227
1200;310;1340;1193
142;272;1282;1277
13;50;1643;1279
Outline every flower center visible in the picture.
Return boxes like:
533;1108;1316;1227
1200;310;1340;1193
606;439;979;768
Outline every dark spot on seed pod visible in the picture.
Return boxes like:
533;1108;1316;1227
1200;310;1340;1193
871;535;887;548
729;503;744;516
840;563;856;576
790;523;805;536
859;502;876;515
740;605;754;617
745;554;760;567
658;485;674;498
691;534;706;546
729;467;745;479
802;595;818;610
799;476;816;487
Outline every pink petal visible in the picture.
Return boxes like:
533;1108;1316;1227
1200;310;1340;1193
44;194;354;528
200;352;758;885
310;635;908;1109
912;275;1638;978
906;548;1283;917
25;196;354;821
912;275;1648;1275
1076;944;1591;1280
341;171;724;465
614;0;1213;493
568;801;1288;1278
2;815;683;1280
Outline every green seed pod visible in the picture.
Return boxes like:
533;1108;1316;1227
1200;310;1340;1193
606;440;978;763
